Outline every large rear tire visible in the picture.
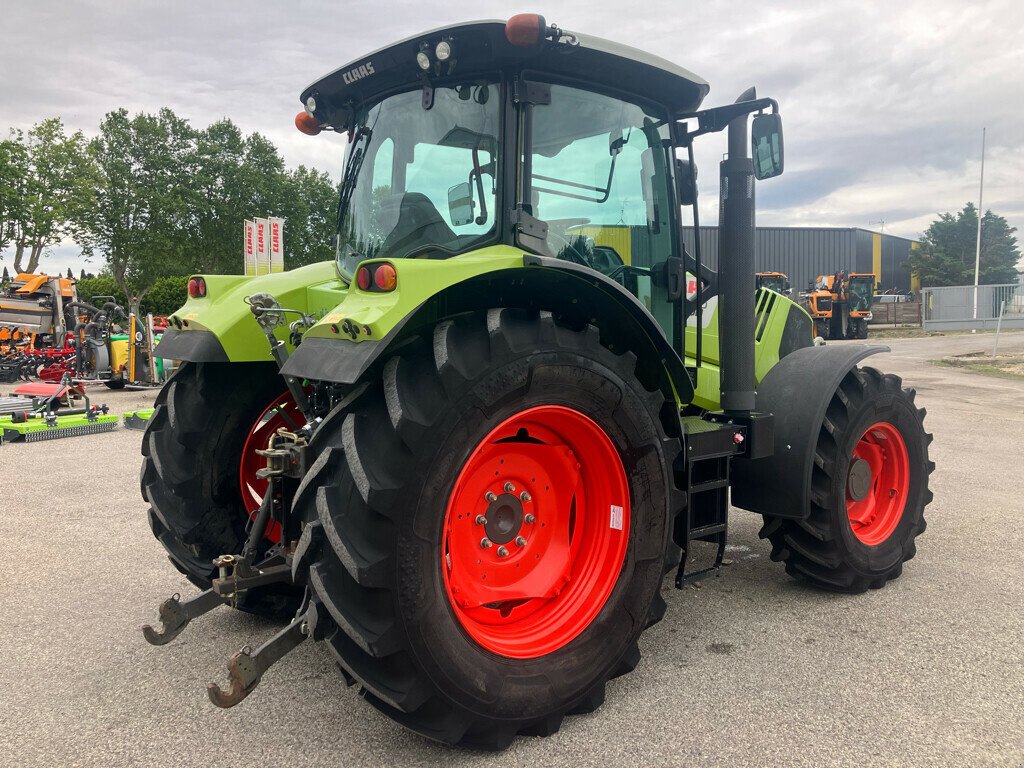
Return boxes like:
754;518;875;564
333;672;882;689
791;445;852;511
293;309;680;748
141;361;303;617
760;366;933;592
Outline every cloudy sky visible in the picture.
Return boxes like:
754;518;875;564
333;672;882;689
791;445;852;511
3;0;1021;274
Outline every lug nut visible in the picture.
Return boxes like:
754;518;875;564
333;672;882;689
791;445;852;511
515;536;527;547
520;491;531;502
524;513;536;524
496;546;509;558
480;538;492;549
484;491;497;502
504;481;516;493
475;515;487;526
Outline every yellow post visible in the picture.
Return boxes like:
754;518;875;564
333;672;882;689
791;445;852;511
872;232;882;291
128;313;137;384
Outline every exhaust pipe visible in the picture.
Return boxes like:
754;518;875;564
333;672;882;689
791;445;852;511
717;86;757;415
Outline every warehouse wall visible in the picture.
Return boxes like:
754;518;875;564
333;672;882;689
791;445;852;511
677;227;918;294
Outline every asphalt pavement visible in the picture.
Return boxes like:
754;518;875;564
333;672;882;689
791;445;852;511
1;331;1022;767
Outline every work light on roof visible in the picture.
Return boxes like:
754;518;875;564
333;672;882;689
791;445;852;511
435;39;452;61
305;96;317;114
416;42;432;71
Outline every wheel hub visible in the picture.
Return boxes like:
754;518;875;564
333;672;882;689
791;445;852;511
484;493;523;544
846;457;872;501
845;421;911;545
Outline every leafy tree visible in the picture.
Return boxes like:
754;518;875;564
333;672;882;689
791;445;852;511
0;137;29;258
143;275;188;315
3;120;96;273
80;108;196;313
907;203;1021;287
278;165;339;268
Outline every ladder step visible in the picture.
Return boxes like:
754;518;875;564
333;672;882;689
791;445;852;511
689;523;727;538
674;565;721;588
690;478;728;493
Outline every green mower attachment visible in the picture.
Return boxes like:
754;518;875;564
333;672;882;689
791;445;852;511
123;409;155;430
2;410;118;442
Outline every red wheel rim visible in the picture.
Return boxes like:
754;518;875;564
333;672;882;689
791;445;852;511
846;421;910;545
239;392;305;543
442;405;630;658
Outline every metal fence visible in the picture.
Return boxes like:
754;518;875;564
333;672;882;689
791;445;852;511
922;283;1024;331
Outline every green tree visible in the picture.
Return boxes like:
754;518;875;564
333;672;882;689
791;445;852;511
4;120;96;273
81;108;196;313
184;121;337;273
0;137;29;258
907;203;1021;287
278;165;338;268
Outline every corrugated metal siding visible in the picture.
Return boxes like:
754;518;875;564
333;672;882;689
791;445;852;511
678;227;917;294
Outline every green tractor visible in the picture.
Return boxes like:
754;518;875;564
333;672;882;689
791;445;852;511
142;15;933;749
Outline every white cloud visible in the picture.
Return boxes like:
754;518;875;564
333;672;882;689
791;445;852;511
2;0;1021;273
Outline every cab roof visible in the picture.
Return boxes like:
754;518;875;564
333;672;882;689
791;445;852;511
300;19;710;128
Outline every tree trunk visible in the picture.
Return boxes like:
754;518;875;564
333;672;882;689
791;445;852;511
13;243;26;273
26;241;44;273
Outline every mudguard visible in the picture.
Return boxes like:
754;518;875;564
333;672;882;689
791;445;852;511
283;254;695;405
730;343;888;519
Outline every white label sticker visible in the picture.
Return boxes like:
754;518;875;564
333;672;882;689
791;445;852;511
610;505;624;531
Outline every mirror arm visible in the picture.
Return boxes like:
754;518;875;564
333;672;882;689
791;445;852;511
675;98;778;142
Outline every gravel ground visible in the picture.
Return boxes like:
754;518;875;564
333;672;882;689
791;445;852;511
1;333;1022;767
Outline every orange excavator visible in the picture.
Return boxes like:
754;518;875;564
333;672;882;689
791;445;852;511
803;271;875;340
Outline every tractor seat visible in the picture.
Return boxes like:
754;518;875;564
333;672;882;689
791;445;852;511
379;192;457;258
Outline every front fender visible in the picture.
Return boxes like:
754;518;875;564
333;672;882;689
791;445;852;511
730;343;889;519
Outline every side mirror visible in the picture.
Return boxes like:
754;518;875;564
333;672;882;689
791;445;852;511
751;113;784;180
447;182;475;226
675;158;698;206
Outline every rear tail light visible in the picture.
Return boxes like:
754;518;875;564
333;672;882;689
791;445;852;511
505;14;547;47
187;277;207;298
354;263;397;293
374;263;397;291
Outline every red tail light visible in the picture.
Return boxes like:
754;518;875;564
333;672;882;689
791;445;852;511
354;263;397;292
505;13;547;47
356;266;372;291
295;111;322;136
187;277;207;298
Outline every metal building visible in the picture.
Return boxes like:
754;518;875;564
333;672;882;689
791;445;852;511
677;227;919;295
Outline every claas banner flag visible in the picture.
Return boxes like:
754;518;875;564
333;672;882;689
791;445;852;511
243;220;257;276
255;218;271;275
269;217;285;273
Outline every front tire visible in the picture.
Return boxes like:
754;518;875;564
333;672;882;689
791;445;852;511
293;309;680;748
760;366;933;592
141;362;303;617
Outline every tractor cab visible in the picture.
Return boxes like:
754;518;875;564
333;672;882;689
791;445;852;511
755;272;790;295
296;16;788;380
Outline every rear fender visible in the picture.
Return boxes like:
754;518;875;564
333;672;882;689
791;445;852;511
283;252;694;405
730;344;889;519
154;262;341;362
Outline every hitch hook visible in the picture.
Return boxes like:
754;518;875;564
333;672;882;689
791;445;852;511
142;589;224;646
207;607;313;708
